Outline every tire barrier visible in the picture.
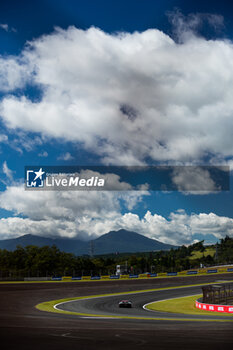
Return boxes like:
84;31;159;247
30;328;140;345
62;276;72;281
39;267;233;282
82;276;91;280
207;269;218;273
120;275;129;279
167;272;178;276
101;275;110;279
109;275;120;279
187;270;198;275
24;277;52;281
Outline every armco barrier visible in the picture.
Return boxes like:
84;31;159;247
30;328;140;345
158;273;167;277
167;272;178;276
187;270;198;275
196;300;233;313
120;275;129;279
71;277;82;280
62;276;72;281
178;271;187;275
52;277;62;281
82;276;91;280
45;267;232;283
24;277;51;281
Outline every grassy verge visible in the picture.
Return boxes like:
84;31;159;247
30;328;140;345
190;247;215;260
145;294;233;316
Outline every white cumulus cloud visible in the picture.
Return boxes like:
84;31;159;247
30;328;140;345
0;184;232;244
0;134;8;143
38;150;48;157
0;25;233;164
0;184;148;239
57;152;73;161
0;24;9;32
2;161;13;181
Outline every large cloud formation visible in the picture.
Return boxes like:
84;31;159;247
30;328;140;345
1;25;233;164
0;185;233;244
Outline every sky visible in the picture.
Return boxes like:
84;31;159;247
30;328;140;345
1;0;233;246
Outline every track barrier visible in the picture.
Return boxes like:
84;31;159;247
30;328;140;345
187;270;198;275
196;300;233;313
15;266;233;283
120;275;129;279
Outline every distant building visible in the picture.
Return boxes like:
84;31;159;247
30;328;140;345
116;264;128;275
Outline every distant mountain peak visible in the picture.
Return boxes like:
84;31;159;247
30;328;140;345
0;229;175;255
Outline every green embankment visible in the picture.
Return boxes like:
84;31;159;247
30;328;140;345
190;247;215;260
145;294;233;316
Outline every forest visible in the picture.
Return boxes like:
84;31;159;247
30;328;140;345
0;236;232;279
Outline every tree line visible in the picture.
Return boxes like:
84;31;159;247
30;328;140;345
0;236;232;279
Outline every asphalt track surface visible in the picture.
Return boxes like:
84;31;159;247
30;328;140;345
57;284;233;321
1;274;233;350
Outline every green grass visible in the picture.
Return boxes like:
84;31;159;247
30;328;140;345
36;297;80;314
190;247;215;260
145;294;233;316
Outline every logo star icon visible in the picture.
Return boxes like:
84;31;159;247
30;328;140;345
33;168;45;181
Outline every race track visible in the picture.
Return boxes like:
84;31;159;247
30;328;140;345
0;273;233;350
56;284;233;321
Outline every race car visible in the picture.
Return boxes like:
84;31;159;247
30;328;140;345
118;300;132;308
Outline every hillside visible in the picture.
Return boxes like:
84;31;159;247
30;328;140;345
93;229;173;254
0;234;87;255
0;230;175;255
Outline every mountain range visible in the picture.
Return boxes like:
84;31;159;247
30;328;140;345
0;229;175;255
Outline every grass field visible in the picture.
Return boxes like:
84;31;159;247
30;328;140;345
145;294;233;316
189;247;216;260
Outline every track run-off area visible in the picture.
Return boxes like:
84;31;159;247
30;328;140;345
1;273;233;349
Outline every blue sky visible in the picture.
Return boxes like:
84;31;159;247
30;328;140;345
0;0;233;245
